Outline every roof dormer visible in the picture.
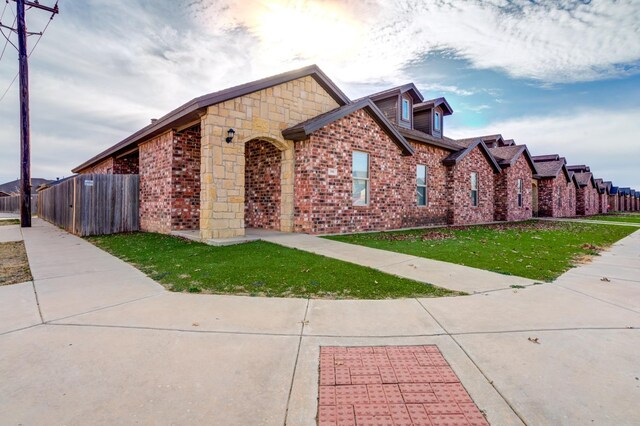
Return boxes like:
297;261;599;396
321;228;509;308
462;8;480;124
367;83;423;129
413;98;453;139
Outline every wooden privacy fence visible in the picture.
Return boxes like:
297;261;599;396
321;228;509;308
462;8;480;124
0;194;37;213
38;174;139;236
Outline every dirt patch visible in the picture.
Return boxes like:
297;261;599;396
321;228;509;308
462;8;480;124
0;241;32;285
0;219;20;226
452;221;568;232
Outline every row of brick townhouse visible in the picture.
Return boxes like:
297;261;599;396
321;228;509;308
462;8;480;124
72;65;639;241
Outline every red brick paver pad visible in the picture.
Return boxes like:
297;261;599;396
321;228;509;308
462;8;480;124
317;346;489;426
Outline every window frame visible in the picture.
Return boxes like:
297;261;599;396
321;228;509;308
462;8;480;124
401;97;411;122
416;164;428;206
434;111;441;131
517;178;523;207
352;150;370;207
470;172;479;207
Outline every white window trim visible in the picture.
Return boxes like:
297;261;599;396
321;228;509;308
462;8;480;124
417;164;428;206
471;172;479;207
352;151;370;206
401;98;410;122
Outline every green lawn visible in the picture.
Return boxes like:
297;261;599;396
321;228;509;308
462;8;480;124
326;221;636;282
0;219;20;226
87;232;459;299
587;213;640;224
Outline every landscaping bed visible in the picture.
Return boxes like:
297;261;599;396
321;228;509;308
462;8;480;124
0;241;32;285
326;220;637;281
87;233;460;299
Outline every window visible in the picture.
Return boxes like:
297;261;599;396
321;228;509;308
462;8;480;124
557;186;562;208
352;151;369;206
470;172;479;207
517;179;523;207
401;98;410;121
416;164;428;206
434;112;441;131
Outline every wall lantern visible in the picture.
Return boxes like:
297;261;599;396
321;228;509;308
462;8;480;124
225;128;236;144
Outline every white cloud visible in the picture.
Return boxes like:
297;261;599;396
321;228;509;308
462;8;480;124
448;108;640;189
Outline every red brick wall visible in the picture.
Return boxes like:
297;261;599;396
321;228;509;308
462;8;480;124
139;132;173;233
172;125;201;231
113;155;139;174
447;147;496;225
293;110;450;234
538;175;573;218
80;158;114;174
608;194;619;211
597;192;608;214
576;185;598;216
245;139;281;230
493;155;532;221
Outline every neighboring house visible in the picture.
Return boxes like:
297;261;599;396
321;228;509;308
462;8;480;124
0;178;51;196
608;184;619;211
71;65;627;240
594;179;609;214
568;165;598;216
0;191;10;197
532;154;574;218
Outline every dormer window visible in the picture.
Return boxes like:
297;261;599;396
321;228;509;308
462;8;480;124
401;98;410;121
434;112;441;131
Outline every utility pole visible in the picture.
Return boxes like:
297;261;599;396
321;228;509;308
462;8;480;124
14;0;59;227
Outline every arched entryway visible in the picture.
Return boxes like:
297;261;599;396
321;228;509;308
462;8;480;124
531;180;539;217
243;136;295;233
245;138;282;230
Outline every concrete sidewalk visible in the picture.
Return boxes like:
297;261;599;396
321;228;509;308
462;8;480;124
1;220;639;425
261;233;536;293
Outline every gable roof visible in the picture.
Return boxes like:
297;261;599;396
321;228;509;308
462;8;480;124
574;172;596;188
610;186;619;195
532;154;561;162
394;126;462;152
455;134;506;148
533;158;571;181
73;64;350;173
413;97;453;116
566;165;590;173
594;178;608;194
442;139;502;173
282;99;414;155
488;145;538;173
364;83;424;103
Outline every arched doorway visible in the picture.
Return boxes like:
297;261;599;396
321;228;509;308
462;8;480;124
531;180;539;217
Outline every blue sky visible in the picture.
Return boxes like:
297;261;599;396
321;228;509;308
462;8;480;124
0;0;639;188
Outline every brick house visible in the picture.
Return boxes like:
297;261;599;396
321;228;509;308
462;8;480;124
594;178;609;214
532;154;575;217
568;166;598;216
74;65;614;241
608;185;619;211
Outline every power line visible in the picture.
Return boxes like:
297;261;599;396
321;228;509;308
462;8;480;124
0;1;57;103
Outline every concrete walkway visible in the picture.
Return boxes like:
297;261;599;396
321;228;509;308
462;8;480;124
1;220;639;425
262;233;536;293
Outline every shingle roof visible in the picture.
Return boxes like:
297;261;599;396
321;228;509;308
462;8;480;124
533;159;565;178
360;83;424;103
610;186;619;195
414;97;453;115
0;178;52;195
574;172;595;187
442;139;502;173
531;154;560;162
566;165;590;173
455;134;503;148
394;127;462;152
282;99;414;155
73;64;350;173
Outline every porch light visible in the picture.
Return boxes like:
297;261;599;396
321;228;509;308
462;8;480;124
225;128;236;143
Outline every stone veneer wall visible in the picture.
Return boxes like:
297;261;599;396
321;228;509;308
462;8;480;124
200;75;340;239
446;147;496;225
493;155;533;222
245;139;281;230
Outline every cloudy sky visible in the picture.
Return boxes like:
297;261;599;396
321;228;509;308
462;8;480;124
1;0;639;187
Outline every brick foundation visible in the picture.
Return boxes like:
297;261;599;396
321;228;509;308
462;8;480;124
245;139;282;230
